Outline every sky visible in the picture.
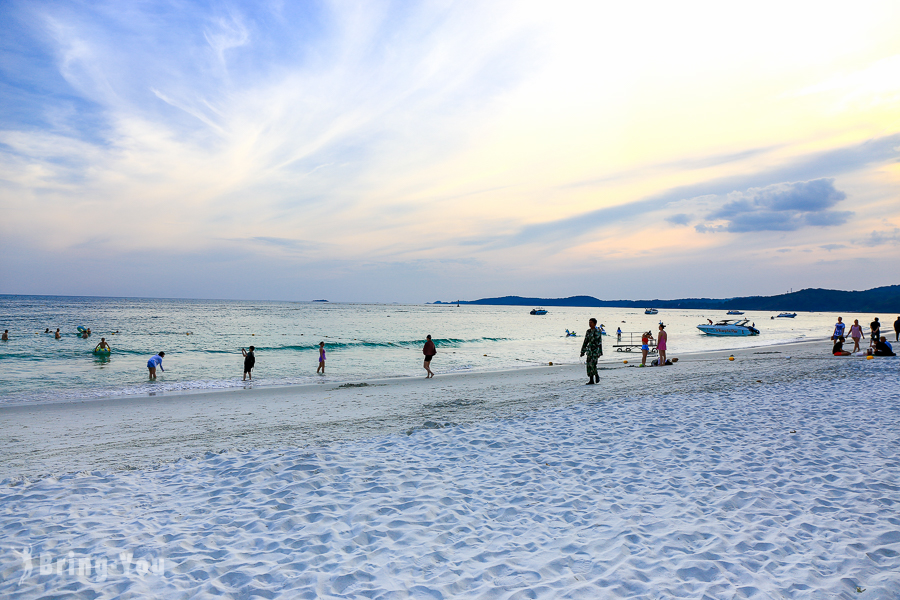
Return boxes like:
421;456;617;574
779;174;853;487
1;0;899;303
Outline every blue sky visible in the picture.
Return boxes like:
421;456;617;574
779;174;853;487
1;1;899;301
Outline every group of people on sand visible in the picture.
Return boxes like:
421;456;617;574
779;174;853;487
831;316;899;357
579;319;673;385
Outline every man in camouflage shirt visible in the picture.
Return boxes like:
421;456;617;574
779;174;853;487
580;317;603;384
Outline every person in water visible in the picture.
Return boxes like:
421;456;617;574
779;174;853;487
894;316;900;342
832;317;845;340
847;319;864;353
1;330;8;341
242;346;255;381
423;335;436;378
657;323;668;366
44;328;50;333
54;328;61;339
147;352;165;379
94;338;110;352
317;342;326;374
580;318;603;384
832;336;851;356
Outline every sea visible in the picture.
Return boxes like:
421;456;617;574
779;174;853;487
0;295;877;407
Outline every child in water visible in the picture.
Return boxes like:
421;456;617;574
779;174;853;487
317;342;326;374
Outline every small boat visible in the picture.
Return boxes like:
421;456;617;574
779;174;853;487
697;319;760;336
530;308;548;315
776;312;797;318
644;308;658;315
726;310;744;315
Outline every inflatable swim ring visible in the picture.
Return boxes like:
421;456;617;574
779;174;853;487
93;347;111;356
77;326;86;333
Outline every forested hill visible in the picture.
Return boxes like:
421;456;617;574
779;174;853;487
433;285;900;313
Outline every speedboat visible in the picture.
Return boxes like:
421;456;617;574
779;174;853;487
726;310;744;315
530;308;548;315
644;308;658;315
776;312;797;318
697;319;760;336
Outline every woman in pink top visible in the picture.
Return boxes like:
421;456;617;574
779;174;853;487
848;319;864;353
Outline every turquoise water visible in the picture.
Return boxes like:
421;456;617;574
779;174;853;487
0;295;875;405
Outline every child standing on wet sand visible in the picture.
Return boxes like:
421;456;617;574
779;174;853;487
242;346;255;381
317;342;326;374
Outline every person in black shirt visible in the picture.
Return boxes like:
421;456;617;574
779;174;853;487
874;337;895;357
242;346;256;380
832;336;850;356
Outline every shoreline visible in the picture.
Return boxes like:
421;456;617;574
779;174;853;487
0;336;831;410
1;336;875;483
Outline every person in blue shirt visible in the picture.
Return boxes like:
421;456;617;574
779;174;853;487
147;352;165;379
832;317;845;340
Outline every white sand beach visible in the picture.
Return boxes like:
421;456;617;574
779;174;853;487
1;340;899;598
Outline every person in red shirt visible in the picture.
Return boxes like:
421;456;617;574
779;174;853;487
641;331;653;367
423;335;436;378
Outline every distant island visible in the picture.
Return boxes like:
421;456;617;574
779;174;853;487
434;285;900;313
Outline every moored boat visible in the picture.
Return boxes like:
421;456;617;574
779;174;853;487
726;310;744;315
697;319;760;336
776;312;797;318
530;308;548;315
644;308;658;315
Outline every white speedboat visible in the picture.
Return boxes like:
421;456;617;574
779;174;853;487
776;312;797;318
726;310;744;315
697;319;760;336
644;308;658;315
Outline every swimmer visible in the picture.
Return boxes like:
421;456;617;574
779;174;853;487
44;328;50;334
1;330;8;341
147;351;165;379
54;328;61;339
94;338;110;352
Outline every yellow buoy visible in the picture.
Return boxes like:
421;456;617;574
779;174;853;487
548;361;553;366
623;360;628;364
729;356;735;361
866;355;874;360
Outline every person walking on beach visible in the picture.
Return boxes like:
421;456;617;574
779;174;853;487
423;335;436;378
147;351;165;379
580;318;603;384
848;319;864;353
242;346;255;381
317;342;326;374
657;323;668;366
832;317;845;340
870;318;881;349
616;327;622;341
894;316;900;342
